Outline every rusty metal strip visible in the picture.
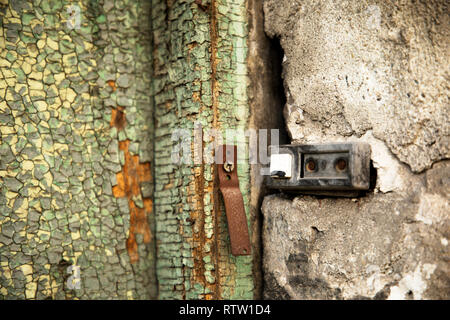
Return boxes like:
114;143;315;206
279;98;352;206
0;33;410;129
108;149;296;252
216;145;251;256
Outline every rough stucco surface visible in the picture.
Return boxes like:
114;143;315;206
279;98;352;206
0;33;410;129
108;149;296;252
264;0;449;173
263;161;449;299
0;0;156;299
262;0;449;299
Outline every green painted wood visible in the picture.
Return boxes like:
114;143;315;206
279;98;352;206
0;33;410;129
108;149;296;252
0;0;156;299
152;0;254;299
0;0;255;300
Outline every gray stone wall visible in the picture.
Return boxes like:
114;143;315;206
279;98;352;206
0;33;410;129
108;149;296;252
262;0;449;299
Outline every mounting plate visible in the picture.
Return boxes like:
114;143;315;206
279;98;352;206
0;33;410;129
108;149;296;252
265;143;371;195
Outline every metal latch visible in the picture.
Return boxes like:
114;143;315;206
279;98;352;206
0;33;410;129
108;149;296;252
265;143;371;195
217;145;251;256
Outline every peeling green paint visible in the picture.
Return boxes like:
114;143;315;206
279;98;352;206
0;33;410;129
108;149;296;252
0;0;156;299
1;0;254;300
152;0;253;299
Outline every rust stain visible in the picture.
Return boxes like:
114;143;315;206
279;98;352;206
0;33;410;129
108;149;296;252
163;182;173;190
189;135;218;298
204;293;213;300
178;0;222;299
209;0;222;300
187;42;199;52
110;105;153;264
110;106;126;131
191;165;208;290
192;91;201;102
194;0;210;11
183;0;225;299
107;80;117;91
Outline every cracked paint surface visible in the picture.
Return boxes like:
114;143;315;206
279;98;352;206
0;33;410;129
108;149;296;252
152;0;254;299
0;0;156;299
1;0;255;300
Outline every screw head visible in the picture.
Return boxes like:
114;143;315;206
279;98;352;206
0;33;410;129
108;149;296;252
305;159;316;172
335;158;347;172
224;161;234;173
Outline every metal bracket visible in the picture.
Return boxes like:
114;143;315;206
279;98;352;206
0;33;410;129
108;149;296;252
217;145;251;256
265;143;371;195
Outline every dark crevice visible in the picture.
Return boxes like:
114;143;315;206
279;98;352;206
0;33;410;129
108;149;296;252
406;290;414;300
369;160;378;191
360;160;378;197
262;35;289;199
267;35;288;146
248;0;290;300
257;30;290;302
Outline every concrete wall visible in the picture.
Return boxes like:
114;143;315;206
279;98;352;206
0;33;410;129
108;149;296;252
262;0;449;299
